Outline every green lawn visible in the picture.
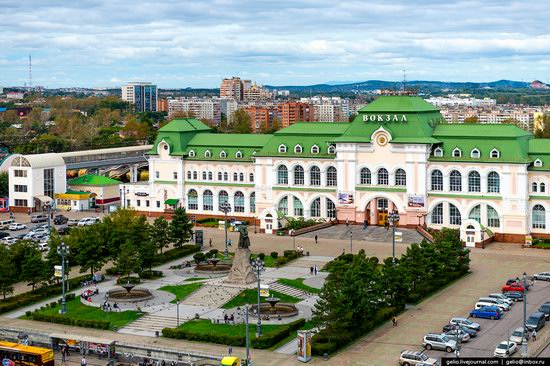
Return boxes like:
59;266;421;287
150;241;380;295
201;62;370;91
177;318;283;337
184;277;208;282
277;278;321;294
159;283;203;303
21;298;141;330
250;254;279;268
268;321;315;350
222;289;301;309
533;242;550;248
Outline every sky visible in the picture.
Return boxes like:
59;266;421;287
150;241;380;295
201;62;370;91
0;0;549;88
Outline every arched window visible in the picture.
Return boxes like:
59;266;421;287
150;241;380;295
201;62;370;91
311;145;319;154
534;159;543;168
360;168;371;185
434;147;443;157
468;171;480;192
249;173;254;182
310;198;321;217
395;168;406;186
223;172;229;181
188;150;196;157
202;171;207;180
449;203;461;225
193;171;198;180
188;189;198;210
490;149;500;158
532;182;538;192
377;168;388;185
452;148;462;158
487;205;500;227
278;196;288;215
218;190;229;210
235;151;243;159
217;172;222;181
277;165;288;185
310;166;321;186
220;150;227;159
239;173;244;182
431;203;443;224
470;148;480;159
278;144;287;153
431;170;443;191
203;190;213;211
294;197;304;216
328;145;336;154
450;170;462;191
541;183;546;193
487;172;500;193
233;172;238;181
205;150;211;158
187;171;192;180
326;198;336;218
533;205;546;229
208;172;213;180
234;191;245;212
326;167;337;186
294;166;304;185
249;193;256;213
469;205;481;223
294;145;303;154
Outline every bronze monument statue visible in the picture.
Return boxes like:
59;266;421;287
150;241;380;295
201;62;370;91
225;224;256;284
238;225;250;249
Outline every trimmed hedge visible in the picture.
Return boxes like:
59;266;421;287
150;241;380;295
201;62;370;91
162;318;305;349
0;275;88;315
138;270;163;279
31;313;110;330
151;245;201;266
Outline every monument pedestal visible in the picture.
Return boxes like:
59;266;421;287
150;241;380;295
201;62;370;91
225;247;257;284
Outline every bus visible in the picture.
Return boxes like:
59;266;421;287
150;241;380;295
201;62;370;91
0;341;54;366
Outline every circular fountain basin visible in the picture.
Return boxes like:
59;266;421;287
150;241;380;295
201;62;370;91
107;287;154;303
249;302;299;318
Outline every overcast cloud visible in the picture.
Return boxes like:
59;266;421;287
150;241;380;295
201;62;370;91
0;0;549;87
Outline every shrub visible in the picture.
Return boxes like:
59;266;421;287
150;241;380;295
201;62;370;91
207;249;219;258
66;293;76;301
270;252;278;259
276;257;289;266
283;250;300;260
25;311;31;317
151;245;201;266
139;270;163;279
258;253;265;260
193;252;206;263
31;313;110;330
49;302;57;308
106;267;121;276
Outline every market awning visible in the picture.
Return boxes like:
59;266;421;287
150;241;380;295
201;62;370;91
34;195;54;204
165;198;179;205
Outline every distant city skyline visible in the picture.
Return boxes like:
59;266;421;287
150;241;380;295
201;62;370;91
0;0;549;88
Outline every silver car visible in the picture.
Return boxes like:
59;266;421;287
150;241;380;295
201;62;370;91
444;328;470;342
509;327;529;344
534;272;550;281
423;333;457;352
450;317;481;331
399;350;439;366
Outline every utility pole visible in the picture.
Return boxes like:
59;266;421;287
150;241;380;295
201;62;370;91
57;242;70;314
220;202;231;259
388;211;400;262
523;272;528;356
252;258;265;337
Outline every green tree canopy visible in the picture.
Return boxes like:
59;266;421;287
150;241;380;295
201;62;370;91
169;208;194;248
150;216;171;253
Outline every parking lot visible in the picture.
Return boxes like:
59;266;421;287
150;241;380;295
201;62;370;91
422;280;550;359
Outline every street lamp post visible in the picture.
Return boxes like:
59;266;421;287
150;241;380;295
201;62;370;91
349;230;353;254
46;203;51;235
290;229;295;250
523;272;528;356
237;305;251;365
220;202;231;259
251;258;265;337
388;211;400;262
57;241;70;315
176;300;180;327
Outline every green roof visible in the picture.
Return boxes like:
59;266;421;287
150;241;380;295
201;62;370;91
184;134;272;161
159;118;211;133
434;123;531;138
529;138;550;171
165;198;179;205
65;190;93;195
148;118;212;155
358;96;439;113
67;174;121;186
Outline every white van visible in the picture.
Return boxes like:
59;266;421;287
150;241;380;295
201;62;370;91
475;300;509;312
0;219;15;229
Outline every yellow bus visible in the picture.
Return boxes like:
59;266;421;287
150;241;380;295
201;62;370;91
0;341;55;366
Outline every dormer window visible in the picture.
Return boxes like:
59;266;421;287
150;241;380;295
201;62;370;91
163;144;168;151
490;149;500;159
471;148;480;159
188;150;196;157
328;145;336;154
235;151;243;159
452;148;462;158
204;150;212;158
278;144;287;153
434;147;443;157
534;159;543;168
294;144;303;154
311;145;319;154
220;150;227;158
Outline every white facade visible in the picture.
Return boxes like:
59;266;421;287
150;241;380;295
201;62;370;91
168;98;221;124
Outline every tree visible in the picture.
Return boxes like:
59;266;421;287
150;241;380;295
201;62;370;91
150;216;171;253
0;244;15;299
231;109;252;134
169;207;194;248
464;116;479;123
0;172;8;197
21;250;47;291
116;241;142;279
71;226;109;277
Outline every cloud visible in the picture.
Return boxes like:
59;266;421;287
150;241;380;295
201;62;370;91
0;0;548;87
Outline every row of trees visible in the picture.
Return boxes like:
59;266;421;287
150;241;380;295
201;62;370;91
0;208;194;298
311;228;470;353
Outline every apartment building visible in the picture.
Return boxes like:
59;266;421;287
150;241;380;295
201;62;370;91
244;106;276;132
220;77;243;101
168;98;221;124
278;102;312;128
121;82;158;112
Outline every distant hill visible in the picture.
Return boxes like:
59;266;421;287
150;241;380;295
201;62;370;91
265;79;530;92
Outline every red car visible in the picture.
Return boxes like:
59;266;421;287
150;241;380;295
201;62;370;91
502;284;525;293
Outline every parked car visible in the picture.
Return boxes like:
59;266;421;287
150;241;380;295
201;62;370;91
58;226;71;235
0;219;14;229
9;223;26;231
476;299;510;312
422;333;457;352
14;233;26;239
534;272;550;281
503;291;523;301
442;324;477;337
0;231;10;239
470;306;502;320
494;341;517;358
538;302;550;320
399;350;439;366
30;227;48;235
449;317;481;331
2;237;17;245
443;328;470;342
77;217;100;227
510;327;529;345
488;293;514;306
506;278;530;289
37;242;49;252
53;215;68;225
502;283;525;293
31;214;48;223
526;312;546;331
67;219;80;227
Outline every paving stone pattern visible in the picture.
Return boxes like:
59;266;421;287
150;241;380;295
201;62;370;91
268;282;314;300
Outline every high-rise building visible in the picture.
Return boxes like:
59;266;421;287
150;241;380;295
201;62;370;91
220;77;243;101
0;86;3;95
278;101;312;127
157;99;168;112
168;98;221;124
122;82;158;112
300;96;349;122
244;106;276;132
220;98;239;123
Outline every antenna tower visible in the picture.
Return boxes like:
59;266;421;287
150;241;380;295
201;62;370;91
29;54;32;89
402;69;407;93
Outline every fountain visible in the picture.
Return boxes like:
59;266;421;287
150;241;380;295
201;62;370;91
194;257;232;275
249;297;299;318
107;282;154;303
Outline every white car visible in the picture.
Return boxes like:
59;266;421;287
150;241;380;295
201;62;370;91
2;237;16;245
77;217;100;227
444;329;470;343
509;327;529;345
488;293;514;306
67;218;80;227
475;300;509;312
534;272;550;281
37;242;49;252
494;341;517;358
9;223;26;231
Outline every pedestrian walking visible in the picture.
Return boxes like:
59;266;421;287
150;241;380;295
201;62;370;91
61;347;66;364
310;266;314;275
209;238;212;247
533;330;537;341
228;239;232;247
346;219;349;227
81;356;87;366
314;265;318;275
363;220;368;230
392;317;398;326
228;346;233;355
314;235;318;244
